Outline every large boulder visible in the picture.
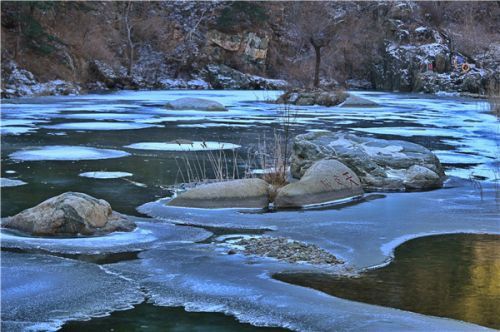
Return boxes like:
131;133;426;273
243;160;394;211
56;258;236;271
2;192;136;236
277;89;347;106
275;159;364;208
168;178;270;209
165;97;227;112
291;132;445;191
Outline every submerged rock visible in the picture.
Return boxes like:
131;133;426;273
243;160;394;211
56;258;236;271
2;192;136;236
165;97;227;112
168;178;270;209
275;159;363;208
291;132;445;191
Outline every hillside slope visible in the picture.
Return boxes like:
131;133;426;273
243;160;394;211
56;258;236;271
1;1;498;98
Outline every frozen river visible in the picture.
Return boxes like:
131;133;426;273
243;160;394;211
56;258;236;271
1;90;499;331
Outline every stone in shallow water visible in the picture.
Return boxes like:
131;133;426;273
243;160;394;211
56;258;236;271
291;131;445;191
168;178;270;209
230;236;342;265
165;97;227;112
2;192;136;236
9;145;130;161
275;159;364;208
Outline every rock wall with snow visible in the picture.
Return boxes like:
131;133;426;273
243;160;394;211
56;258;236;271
1;1;498;98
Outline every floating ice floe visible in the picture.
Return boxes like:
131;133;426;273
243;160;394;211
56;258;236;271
177;123;254;128
60;113;154;121
42;122;159;131
0;178;27;187
0;126;37;135
9;146;131;161
124;141;241;151
79;171;133;179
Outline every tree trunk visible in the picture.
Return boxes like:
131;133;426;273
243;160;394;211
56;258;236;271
313;45;321;88
124;1;133;77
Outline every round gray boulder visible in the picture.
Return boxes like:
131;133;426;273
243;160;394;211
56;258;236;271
165;97;227;112
275;159;364;208
2;192;136;236
168;178;270;209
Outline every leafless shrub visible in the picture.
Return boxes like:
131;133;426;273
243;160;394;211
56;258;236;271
174;141;240;184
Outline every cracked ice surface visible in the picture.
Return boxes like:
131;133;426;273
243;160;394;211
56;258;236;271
1;251;144;332
105;243;491;332
0;221;212;255
138;180;499;270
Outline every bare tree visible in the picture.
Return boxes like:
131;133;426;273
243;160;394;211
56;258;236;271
288;2;343;88
123;1;134;77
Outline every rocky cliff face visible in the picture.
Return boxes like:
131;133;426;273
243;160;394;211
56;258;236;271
1;1;498;98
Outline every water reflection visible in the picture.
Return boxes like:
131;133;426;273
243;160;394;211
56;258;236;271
275;234;500;329
61;302;288;332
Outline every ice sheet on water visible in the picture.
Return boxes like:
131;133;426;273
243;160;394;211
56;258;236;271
1;126;37;135
138;182;499;269
434;151;492;165
177;123;255;128
138;116;207;123
79;171;133;179
350;126;466;138
125;141;241;151
42;122;159;131
106;243;488;332
0;178;27;187
9;146;130;161
0;221;212;255
1;251;144;332
1;119;47;126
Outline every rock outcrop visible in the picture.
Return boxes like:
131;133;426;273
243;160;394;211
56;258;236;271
2;192;136;236
291;132;445;191
168;178;270;209
202;64;287;90
165;97;227;112
275;159;364;208
371;5;498;95
276;89;347;106
1;61;81;98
